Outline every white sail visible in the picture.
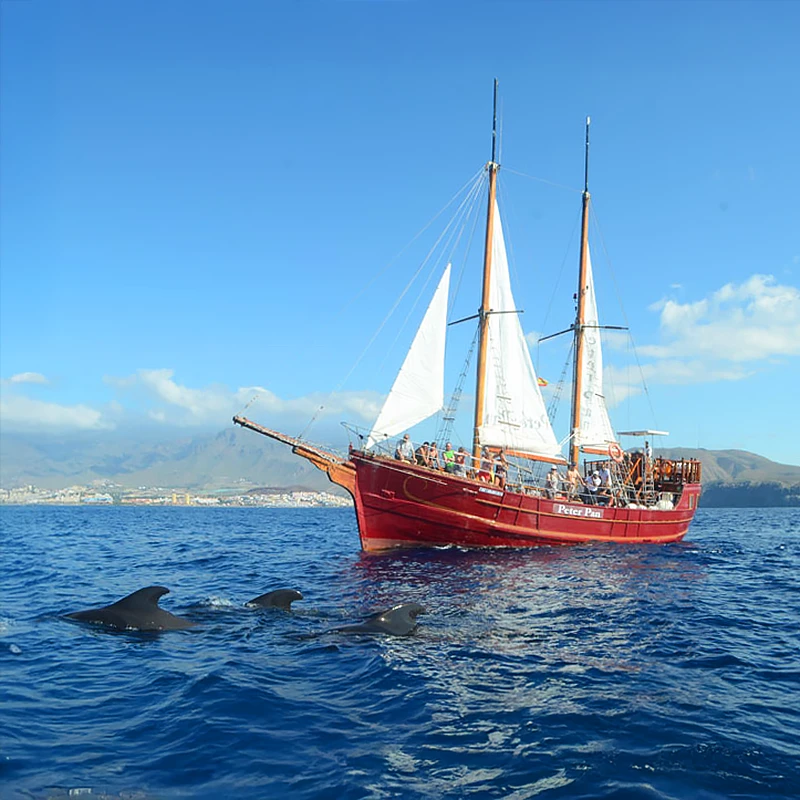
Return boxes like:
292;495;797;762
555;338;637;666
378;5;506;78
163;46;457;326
478;201;562;458
366;265;451;450
577;245;617;451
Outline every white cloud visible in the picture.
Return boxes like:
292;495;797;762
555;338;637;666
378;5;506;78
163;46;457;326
601;274;799;403
0;394;110;431
524;330;544;347
598;329;631;352
642;274;800;364
107;368;383;430
604;361;754;407
7;372;49;385
136;369;233;419
1;366;385;437
1;372;111;431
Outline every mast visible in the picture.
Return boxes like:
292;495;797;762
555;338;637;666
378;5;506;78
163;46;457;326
569;116;591;468
473;79;499;464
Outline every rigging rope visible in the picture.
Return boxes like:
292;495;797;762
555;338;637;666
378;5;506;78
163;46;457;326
502;167;582;195
435;326;479;447
378;171;486;372
300;168;486;442
332;167;486;321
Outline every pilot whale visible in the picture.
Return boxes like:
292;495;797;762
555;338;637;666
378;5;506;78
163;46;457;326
64;586;196;631
246;589;303;611
334;603;427;636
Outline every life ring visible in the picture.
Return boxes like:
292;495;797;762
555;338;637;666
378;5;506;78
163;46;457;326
608;443;624;463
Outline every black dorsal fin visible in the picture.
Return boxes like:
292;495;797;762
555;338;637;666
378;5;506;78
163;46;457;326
111;586;170;609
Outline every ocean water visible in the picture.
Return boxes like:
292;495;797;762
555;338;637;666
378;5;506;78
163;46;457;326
1;506;798;800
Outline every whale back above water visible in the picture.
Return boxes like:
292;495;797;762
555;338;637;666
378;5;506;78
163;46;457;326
246;589;304;611
65;586;196;631
335;602;427;636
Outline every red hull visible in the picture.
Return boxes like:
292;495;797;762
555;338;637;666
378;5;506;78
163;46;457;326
350;452;699;552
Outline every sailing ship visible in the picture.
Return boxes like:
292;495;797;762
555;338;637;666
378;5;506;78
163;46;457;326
235;84;701;551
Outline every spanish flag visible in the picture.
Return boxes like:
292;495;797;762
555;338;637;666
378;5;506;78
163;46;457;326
537;377;548;387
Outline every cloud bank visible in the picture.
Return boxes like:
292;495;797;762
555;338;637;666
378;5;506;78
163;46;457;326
604;273;799;405
642;274;800;363
2;273;797;434
0;367;382;436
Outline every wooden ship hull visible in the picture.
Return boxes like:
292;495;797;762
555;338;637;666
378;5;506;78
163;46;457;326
233;417;700;552
350;452;698;551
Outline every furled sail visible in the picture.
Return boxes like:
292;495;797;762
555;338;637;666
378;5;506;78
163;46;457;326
366;265;451;450
478;201;562;458
577;245;617;451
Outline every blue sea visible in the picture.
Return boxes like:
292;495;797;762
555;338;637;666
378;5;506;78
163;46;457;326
1;506;799;799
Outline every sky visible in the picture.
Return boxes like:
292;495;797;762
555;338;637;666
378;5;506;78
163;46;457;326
1;0;799;466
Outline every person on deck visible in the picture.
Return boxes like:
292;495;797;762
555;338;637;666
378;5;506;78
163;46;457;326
493;449;508;489
428;442;440;469
477;448;493;482
598;464;613;506
585;470;601;504
415;442;431;467
545;466;560;499
442;442;456;473
395;434;414;462
566;463;582;500
454;447;468;477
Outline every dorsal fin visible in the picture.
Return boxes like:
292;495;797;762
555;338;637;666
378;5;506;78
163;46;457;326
246;589;303;611
110;586;170;609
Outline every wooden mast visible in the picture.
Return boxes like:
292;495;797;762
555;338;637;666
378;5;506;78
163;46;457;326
472;79;499;466
569;117;591;468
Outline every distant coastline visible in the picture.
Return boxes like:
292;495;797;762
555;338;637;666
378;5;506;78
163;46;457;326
0;485;352;509
3;481;800;509
697;481;800;508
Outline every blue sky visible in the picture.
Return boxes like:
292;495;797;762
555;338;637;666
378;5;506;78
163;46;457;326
1;0;799;465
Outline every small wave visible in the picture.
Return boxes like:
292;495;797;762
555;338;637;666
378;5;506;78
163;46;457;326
198;595;238;609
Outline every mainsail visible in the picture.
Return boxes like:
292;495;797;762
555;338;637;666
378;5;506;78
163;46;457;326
478;201;562;459
366;265;451;450
577;245;616;451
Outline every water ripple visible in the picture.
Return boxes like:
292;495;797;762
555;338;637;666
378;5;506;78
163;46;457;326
1;505;798;799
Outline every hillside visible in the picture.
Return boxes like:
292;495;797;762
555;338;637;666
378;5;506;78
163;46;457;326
0;426;340;494
656;447;800;507
1;430;798;506
656;447;800;485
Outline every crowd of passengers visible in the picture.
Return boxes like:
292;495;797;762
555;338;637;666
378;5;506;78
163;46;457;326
393;434;616;506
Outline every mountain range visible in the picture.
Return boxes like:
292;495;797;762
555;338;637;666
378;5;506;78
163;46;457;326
1;427;798;506
0;426;337;494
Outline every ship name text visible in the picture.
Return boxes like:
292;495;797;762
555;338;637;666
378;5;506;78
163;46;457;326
555;503;603;519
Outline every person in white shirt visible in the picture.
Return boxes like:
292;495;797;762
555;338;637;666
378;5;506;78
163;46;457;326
395;434;414;462
586;471;601;504
545;466;560;499
598;465;613;506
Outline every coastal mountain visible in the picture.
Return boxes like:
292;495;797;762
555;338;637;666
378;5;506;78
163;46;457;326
1;429;798;505
657;448;800;484
657;448;800;507
0;426;338;494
